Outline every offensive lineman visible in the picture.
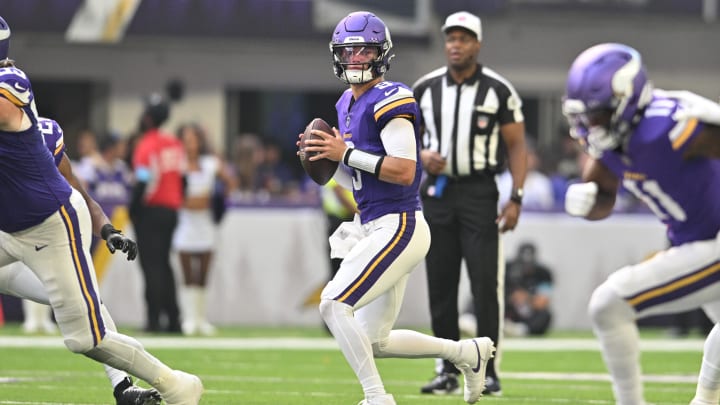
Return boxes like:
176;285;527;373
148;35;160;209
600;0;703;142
562;43;720;405
0;15;203;404
0;115;159;404
301;11;495;405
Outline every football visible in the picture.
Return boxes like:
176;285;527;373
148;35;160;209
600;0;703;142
299;118;338;185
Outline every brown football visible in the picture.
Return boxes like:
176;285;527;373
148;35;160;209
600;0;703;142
299;118;339;185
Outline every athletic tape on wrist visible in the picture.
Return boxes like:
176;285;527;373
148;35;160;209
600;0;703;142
343;148;384;176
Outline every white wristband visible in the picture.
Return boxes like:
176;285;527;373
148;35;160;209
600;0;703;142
343;148;384;176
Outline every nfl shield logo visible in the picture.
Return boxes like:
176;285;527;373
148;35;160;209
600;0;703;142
477;115;489;129
346;114;352;127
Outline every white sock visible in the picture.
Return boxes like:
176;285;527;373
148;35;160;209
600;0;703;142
589;285;643;405
694;323;720;404
100;305;131;388
320;299;385;398
374;329;459;361
195;287;208;325
595;322;643;405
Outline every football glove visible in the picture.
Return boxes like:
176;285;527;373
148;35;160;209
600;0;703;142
101;224;138;261
565;182;598;217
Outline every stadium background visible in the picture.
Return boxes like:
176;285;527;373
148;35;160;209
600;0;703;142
1;0;719;331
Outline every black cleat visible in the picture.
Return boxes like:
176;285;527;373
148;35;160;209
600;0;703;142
420;372;460;395
482;376;503;396
114;379;162;405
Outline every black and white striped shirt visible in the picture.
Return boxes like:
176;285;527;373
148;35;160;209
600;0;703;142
413;64;524;176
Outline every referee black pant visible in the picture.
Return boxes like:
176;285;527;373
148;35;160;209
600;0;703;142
422;176;503;379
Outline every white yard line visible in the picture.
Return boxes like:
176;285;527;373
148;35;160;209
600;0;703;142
0;336;705;351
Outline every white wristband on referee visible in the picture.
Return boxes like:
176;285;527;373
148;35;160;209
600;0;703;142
343;148;384;176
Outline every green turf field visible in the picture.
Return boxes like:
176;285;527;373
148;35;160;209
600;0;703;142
0;324;705;404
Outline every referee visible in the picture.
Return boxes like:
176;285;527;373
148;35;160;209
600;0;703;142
413;11;527;396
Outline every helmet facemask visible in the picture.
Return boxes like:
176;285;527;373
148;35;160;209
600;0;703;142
331;44;385;84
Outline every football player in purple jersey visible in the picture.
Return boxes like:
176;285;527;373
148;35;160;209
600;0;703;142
562;43;720;405
301;11;495;405
0;15;202;405
0;115;158;404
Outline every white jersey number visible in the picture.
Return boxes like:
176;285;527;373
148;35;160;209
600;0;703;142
623;179;687;221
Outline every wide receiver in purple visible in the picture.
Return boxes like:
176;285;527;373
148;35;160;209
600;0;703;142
562;43;720;405
0;15;202;405
301;11;495;405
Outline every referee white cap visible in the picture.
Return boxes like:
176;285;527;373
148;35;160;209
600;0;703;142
442;11;482;41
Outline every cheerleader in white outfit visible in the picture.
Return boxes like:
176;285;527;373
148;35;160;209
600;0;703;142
173;123;234;335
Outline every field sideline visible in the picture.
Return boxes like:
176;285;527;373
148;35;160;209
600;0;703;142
0;329;707;405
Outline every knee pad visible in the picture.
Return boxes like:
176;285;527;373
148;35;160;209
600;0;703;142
64;334;96;354
588;283;635;330
319;299;351;321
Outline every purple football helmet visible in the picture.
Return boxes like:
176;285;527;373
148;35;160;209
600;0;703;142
0;16;10;61
330;11;394;84
562;43;653;156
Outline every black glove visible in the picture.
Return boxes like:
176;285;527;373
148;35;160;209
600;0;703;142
101;224;138;261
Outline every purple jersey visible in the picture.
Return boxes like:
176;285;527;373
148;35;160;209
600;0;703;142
0;68;72;232
336;81;422;223
38;117;66;166
599;92;720;246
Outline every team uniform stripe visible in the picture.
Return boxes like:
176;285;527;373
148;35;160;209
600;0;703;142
671;118;699;150
53;142;64;156
373;98;415;122
334;212;415;306
0;87;26;106
59;204;105;344
626;260;720;311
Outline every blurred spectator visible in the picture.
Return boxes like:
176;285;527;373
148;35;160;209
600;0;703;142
130;93;184;333
459;242;554;337
173;122;235;336
230;133;263;199
255;138;295;197
504;242;553;336
72;128;100;188
84;132;134;217
497;138;554;210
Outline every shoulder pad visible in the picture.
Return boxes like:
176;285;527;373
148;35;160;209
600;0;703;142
37;117;65;158
0;67;32;107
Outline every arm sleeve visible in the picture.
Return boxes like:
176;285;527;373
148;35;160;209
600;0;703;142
379;117;417;161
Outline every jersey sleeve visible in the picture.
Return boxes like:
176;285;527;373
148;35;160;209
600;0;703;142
667;101;707;153
38;117;66;166
0;67;33;107
372;84;418;129
496;82;524;126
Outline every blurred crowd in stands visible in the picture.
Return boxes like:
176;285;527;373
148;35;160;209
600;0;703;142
67;126;652;214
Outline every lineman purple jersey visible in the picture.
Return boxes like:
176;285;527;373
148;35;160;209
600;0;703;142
38;117;66;166
336;80;422;223
0;67;71;232
598;93;720;246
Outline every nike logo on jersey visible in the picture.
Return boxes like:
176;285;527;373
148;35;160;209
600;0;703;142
13;82;27;92
35;244;48;251
384;88;398;97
